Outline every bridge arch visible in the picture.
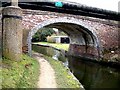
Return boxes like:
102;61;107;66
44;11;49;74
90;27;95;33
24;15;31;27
27;17;102;59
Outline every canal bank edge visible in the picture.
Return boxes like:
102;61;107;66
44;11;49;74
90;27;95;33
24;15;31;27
43;54;85;89
32;43;120;69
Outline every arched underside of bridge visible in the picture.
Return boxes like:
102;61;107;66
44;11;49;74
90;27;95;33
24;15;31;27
27;17;102;60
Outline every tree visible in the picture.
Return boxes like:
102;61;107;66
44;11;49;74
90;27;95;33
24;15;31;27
32;28;55;42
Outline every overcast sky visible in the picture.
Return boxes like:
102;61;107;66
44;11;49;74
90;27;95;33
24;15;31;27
66;0;119;12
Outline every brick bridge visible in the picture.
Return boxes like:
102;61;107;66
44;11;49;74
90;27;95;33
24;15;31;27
1;1;119;62
22;9;118;60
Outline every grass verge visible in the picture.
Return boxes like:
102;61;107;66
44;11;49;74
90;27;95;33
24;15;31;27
1;54;39;88
43;55;81;88
33;42;69;51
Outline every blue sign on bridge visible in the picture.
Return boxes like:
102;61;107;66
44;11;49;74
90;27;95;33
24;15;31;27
55;1;63;7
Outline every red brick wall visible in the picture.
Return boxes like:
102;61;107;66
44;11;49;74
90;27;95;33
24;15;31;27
69;44;99;60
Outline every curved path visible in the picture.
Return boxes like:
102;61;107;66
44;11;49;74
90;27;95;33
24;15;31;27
32;52;57;88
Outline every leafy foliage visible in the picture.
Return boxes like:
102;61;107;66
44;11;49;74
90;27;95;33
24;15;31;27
47;36;56;43
32;28;55;42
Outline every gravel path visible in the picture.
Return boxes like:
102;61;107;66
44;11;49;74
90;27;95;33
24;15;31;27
32;52;57;88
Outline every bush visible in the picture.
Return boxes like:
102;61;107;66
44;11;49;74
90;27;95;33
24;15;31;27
47;36;56;43
32;28;55;42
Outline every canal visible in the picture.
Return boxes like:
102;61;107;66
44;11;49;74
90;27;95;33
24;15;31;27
32;44;120;89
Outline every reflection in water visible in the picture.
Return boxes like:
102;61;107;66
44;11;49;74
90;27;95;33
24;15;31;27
52;50;59;60
68;56;120;89
32;44;120;90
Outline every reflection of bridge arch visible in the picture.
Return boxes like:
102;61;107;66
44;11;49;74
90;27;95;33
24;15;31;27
27;17;102;59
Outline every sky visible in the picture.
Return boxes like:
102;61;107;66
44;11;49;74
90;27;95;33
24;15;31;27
66;0;119;12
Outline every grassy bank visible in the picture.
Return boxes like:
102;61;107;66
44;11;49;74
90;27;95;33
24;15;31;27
43;55;81;88
33;42;69;51
1;54;39;88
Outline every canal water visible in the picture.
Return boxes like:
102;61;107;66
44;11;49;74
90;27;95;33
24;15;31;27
32;44;120;89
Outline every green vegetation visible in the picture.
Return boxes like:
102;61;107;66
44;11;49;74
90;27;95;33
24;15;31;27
1;54;39;88
33;42;69;51
32;28;55;42
43;55;80;88
47;36;56;43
